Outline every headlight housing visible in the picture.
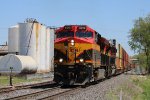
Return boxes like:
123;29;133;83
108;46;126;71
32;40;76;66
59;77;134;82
59;58;63;63
70;39;75;46
79;58;84;63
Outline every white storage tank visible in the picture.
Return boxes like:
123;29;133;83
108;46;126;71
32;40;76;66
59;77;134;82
38;25;46;72
18;22;43;72
18;20;53;73
49;28;54;71
19;22;36;57
8;25;19;54
45;28;50;72
0;54;37;74
7;19;55;74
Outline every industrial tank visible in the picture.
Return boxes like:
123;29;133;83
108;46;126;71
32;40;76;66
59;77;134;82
8;25;19;53
18;20;54;73
0;54;37;74
7;19;55;73
45;28;50;72
49;28;54;71
18;22;44;72
18;22;36;57
38;25;46;72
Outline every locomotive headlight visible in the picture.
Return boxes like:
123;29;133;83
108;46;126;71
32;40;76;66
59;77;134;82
59;58;63;63
79;58;84;63
70;39;75;46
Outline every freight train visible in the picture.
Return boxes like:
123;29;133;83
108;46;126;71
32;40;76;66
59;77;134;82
54;25;131;85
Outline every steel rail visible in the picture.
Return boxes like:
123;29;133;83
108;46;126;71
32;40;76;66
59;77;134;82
39;87;81;100
6;86;61;100
0;81;55;94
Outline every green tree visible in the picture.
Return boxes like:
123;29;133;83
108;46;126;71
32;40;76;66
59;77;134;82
133;54;147;68
129;14;150;73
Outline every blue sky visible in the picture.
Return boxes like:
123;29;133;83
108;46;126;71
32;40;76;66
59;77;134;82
0;0;150;56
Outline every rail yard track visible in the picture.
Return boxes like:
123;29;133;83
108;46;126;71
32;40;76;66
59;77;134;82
0;73;131;100
5;85;81;100
0;81;55;94
20;74;123;100
40;86;81;100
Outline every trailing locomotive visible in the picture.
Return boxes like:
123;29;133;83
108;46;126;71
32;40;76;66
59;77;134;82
54;25;131;85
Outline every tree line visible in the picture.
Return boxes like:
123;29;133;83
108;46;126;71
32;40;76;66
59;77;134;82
128;14;150;73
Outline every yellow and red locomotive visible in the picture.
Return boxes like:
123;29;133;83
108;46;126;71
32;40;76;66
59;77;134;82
54;25;130;85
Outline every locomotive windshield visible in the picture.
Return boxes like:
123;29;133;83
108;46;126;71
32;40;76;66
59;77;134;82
56;31;74;38
76;31;93;38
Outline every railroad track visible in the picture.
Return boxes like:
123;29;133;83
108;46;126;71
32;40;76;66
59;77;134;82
40;87;81;100
1;74;125;100
5;86;81;100
0;81;55;94
0;87;13;93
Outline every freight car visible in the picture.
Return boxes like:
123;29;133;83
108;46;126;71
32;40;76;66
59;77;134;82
115;44;131;74
54;25;131;85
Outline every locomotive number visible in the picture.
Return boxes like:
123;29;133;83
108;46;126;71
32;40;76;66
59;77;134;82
69;47;81;52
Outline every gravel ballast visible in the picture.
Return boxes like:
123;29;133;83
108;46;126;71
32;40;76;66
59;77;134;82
0;74;132;100
56;74;130;100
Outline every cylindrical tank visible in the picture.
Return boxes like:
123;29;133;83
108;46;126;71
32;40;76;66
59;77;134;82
8;25;19;53
35;23;41;73
49;28;54;71
45;28;50;72
38;25;46;72
19;22;39;72
0;54;37;74
18;22;52;73
7;20;54;74
19;23;36;57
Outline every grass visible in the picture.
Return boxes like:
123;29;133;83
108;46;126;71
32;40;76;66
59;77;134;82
106;90;118;100
132;75;150;100
106;75;149;100
106;82;142;100
0;75;43;87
